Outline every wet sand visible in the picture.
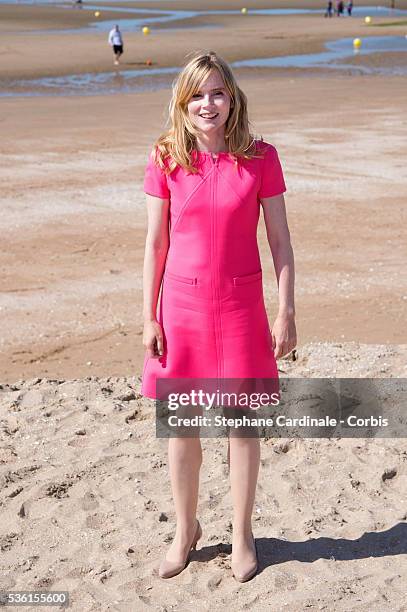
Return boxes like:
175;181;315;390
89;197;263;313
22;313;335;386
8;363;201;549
1;73;406;381
1;1;407;79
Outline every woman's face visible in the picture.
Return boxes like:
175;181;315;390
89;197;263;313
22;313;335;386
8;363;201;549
187;69;232;137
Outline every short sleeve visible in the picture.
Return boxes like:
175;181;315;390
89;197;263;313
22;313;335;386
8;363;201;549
143;150;170;199
258;143;286;199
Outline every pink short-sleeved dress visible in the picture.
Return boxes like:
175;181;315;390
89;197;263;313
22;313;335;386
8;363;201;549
141;140;286;399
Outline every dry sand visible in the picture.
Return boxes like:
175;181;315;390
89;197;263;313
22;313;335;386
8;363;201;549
1;343;407;611
1;2;407;610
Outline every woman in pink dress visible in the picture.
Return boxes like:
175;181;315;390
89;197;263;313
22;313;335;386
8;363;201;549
142;51;296;581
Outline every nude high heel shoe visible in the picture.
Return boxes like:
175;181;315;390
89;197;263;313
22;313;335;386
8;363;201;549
158;519;202;579
231;532;258;583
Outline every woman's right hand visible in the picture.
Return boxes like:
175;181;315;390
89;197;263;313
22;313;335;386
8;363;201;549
143;320;164;358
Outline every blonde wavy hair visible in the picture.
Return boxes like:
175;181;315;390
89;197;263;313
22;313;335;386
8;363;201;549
152;51;263;174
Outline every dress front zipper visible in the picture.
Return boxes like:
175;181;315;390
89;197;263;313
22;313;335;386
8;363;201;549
210;152;222;379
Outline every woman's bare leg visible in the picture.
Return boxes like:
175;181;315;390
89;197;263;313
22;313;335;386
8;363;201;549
163;436;202;562
228;435;260;561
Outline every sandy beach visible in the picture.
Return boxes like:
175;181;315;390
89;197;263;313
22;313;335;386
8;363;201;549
1;1;407;609
1;74;406;381
1;345;407;610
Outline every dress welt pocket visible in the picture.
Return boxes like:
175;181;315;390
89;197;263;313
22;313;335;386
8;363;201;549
165;270;197;285
233;270;262;286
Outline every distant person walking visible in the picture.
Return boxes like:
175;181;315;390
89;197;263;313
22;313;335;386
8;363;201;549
325;0;333;17
336;0;344;15
108;24;124;66
347;0;353;15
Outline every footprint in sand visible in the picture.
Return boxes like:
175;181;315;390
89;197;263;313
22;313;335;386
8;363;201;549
207;572;223;591
81;491;99;511
274;570;298;591
0;446;18;464
0;532;19;552
85;512;113;529
44;481;72;498
34;576;55;589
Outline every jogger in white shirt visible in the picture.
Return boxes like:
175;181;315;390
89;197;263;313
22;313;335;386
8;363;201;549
108;25;124;65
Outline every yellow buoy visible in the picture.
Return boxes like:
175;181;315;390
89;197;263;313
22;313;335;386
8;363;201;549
364;16;371;24
94;10;100;17
142;26;150;35
353;38;361;48
241;7;247;14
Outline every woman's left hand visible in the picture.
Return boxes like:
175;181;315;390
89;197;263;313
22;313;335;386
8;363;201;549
271;313;297;359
